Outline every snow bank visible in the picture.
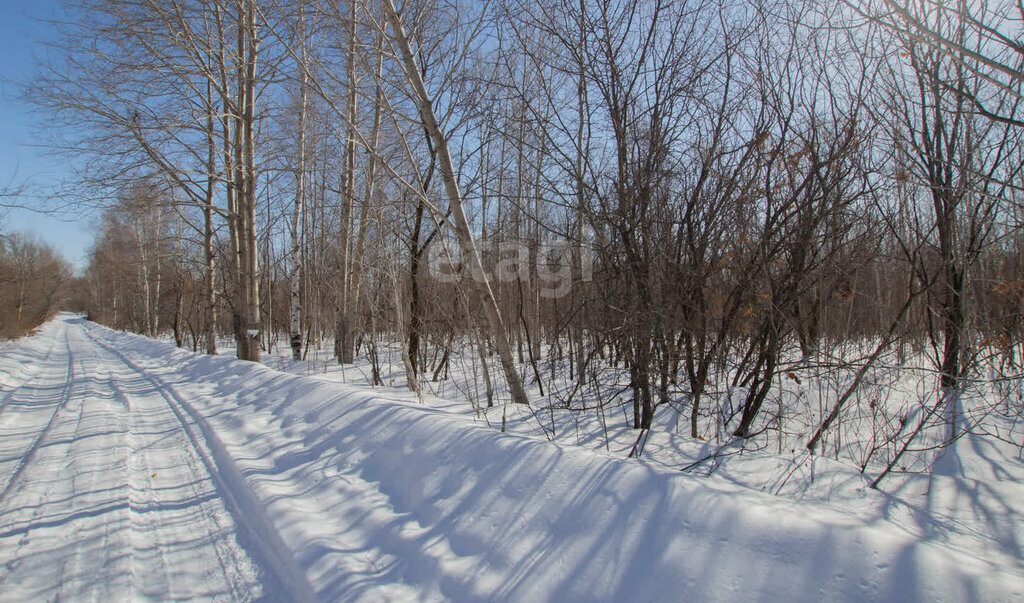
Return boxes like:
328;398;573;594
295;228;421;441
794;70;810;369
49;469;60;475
75;317;1022;602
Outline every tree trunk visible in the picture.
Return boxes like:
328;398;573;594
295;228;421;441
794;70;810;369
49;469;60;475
152;205;162;336
289;3;308;362
349;46;385;348
235;0;260;362
204;75;218;355
382;0;530;406
407;199;426;382
334;0;359;365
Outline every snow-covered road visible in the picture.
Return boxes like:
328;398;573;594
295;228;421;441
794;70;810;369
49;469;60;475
0;315;1021;601
0;316;292;600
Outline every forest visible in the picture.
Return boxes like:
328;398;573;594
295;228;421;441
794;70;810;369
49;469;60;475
21;0;1024;486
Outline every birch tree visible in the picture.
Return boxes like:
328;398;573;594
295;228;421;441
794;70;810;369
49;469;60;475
381;0;530;406
290;0;312;361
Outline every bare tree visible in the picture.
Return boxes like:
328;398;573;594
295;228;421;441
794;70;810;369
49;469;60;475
858;0;1024;129
33;0;295;360
289;0;312;361
0;234;72;339
380;0;530;406
868;0;1024;446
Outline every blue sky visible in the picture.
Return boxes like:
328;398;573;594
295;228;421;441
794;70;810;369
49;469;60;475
1;0;93;272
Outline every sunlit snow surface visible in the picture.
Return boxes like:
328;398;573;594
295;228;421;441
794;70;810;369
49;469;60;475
0;314;1021;601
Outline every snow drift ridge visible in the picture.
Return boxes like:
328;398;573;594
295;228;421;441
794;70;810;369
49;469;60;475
4;315;1021;602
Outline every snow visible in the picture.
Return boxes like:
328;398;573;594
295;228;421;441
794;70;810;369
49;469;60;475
0;314;1022;601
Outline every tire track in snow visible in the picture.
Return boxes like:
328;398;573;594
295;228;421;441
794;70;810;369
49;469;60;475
81;322;317;603
93;337;259;601
56;336;133;600
0;320;133;599
0;326;60;417
0;327;77;504
0;319;261;601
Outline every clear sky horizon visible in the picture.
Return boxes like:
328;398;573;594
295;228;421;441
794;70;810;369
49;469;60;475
1;0;93;273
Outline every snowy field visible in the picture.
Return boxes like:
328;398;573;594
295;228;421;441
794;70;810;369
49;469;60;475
0;314;1022;601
